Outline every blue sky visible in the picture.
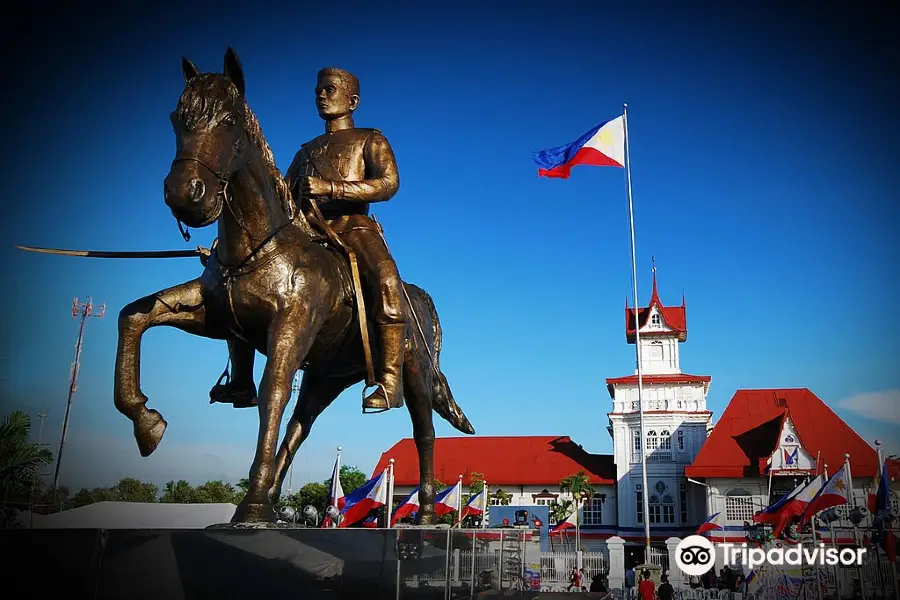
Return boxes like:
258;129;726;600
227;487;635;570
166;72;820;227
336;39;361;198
1;1;898;493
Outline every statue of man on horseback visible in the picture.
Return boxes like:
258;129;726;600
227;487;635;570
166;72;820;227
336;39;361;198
211;67;408;413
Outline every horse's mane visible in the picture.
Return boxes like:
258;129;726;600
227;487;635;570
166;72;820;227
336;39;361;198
177;74;317;238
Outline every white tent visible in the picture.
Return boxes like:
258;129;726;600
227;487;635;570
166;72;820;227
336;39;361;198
32;501;236;529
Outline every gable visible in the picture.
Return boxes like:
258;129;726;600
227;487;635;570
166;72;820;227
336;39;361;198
639;306;676;333
685;388;892;480
768;415;816;472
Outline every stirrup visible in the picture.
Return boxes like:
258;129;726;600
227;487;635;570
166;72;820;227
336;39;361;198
361;382;391;414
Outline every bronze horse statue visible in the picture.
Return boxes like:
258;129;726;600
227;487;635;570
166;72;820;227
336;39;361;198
114;48;474;523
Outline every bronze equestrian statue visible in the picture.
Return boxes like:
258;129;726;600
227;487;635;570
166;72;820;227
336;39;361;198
113;47;474;523
210;66;407;414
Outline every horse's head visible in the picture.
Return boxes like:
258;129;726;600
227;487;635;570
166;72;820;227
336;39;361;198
164;48;252;230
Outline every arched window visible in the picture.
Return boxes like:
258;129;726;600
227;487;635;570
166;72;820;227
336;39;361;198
651;313;661;326
659;430;672;451
646;430;659;452
725;488;755;522
633;429;641;454
650;340;663;360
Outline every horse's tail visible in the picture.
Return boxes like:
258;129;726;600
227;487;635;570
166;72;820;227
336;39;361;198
412;285;475;435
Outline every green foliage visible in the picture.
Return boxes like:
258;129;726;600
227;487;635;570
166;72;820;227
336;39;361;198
338;465;367;494
0;411;54;522
549;498;574;524
491;488;512;506
559;470;594;500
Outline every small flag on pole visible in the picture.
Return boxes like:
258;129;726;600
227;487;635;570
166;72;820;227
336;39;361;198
434;481;462;517
339;469;388;528
390;487;420;526
321;449;345;528
533;116;625;178
697;512;724;535
461;487;486;521
801;465;850;526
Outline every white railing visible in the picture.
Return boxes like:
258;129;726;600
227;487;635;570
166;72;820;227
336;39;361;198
648;546;669;570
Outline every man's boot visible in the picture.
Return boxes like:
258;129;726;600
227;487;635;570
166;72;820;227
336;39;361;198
363;323;408;412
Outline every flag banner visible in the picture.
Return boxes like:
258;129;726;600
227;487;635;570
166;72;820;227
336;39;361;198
461;488;485;520
340;470;388;528
434;482;462;517
550;507;577;533
754;475;824;538
697;511;724;534
533;115;625;178
390;487;420;526
321;452;345;528
801;465;849;526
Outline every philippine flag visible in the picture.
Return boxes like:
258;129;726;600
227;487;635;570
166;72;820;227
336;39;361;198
801;465;850;526
697;512;724;535
434;482;462;517
755;475;824;538
390;487;420;526
461;488;486;520
871;460;897;561
339;469;388;528
533;116;625;179
550;508;577;533
321;453;345;528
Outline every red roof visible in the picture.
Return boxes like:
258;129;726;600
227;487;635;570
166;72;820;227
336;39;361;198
626;272;687;342
373;436;616;487
605;373;711;398
685;388;900;480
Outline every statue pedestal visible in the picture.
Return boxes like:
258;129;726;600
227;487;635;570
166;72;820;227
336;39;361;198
635;563;663;586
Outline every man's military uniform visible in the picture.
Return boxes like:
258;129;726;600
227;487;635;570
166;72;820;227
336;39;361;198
284;125;406;411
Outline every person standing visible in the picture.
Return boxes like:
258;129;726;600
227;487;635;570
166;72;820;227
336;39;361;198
638;569;655;600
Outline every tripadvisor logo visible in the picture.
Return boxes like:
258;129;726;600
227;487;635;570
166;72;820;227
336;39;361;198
675;535;867;576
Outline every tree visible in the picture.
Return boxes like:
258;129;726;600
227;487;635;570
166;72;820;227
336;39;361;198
0;410;54;528
338;465;367;494
160;480;196;503
491;488;512;506
112;477;159;502
559;470;595;501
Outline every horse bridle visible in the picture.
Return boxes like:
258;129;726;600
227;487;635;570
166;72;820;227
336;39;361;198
169;128;251;242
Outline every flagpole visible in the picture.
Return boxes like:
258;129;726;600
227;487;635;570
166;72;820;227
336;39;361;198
483;480;488;529
845;453;869;600
457;474;463;528
387;458;395;529
874;441;900;600
623;102;652;559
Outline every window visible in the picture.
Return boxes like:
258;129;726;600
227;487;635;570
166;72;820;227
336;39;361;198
725;489;755;522
662;494;675;524
649;494;661;523
583;496;603;525
633;430;641;461
651;314;661;326
680;482;688;523
636;490;644;523
650;340;663;359
636;485;644;523
646;430;659;452
489;497;500;506
535;498;551;506
677;430;685;452
660;430;672;450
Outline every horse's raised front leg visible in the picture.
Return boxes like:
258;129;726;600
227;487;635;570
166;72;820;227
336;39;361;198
233;307;321;523
271;372;361;504
114;278;227;457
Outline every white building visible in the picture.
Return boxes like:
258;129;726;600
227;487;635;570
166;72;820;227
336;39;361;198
374;268;900;567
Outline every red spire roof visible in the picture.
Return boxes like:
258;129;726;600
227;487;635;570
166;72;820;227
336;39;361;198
372;435;616;487
685;388;900;480
625;268;687;342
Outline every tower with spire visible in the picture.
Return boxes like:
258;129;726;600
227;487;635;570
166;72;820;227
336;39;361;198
605;259;713;543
